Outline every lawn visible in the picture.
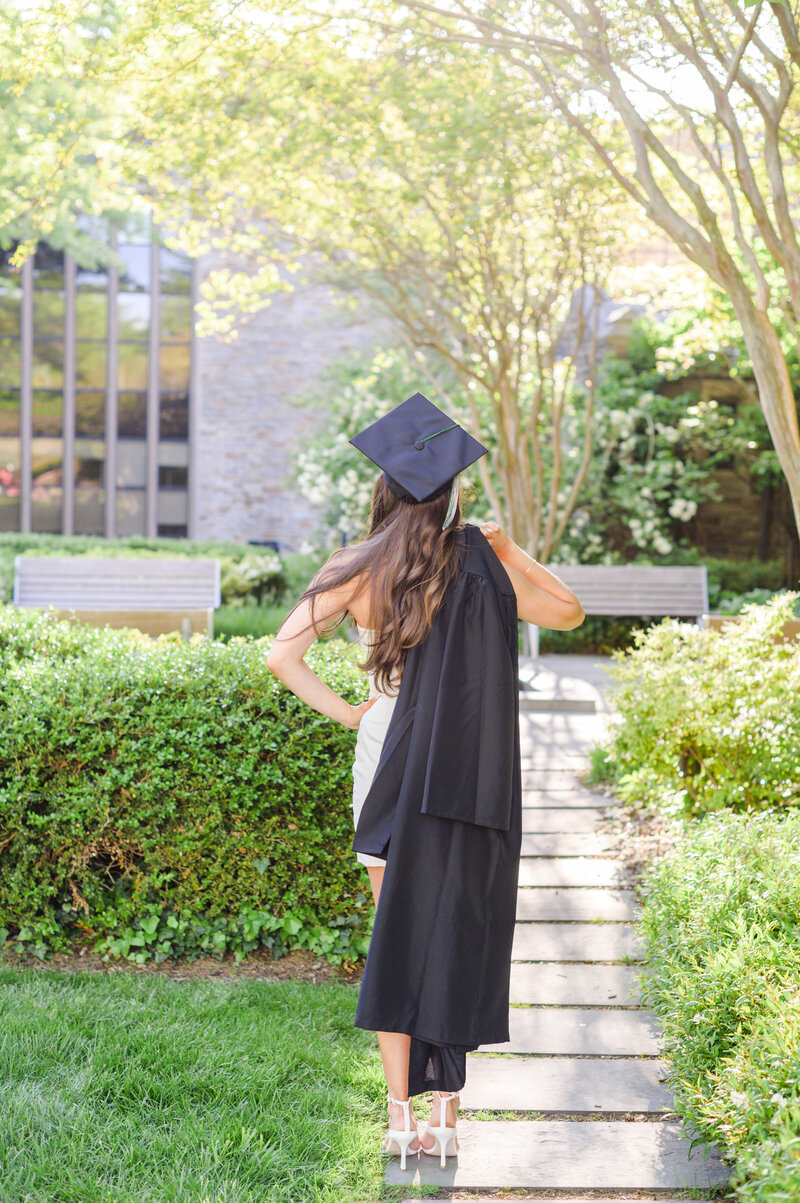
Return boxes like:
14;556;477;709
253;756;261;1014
0;967;389;1203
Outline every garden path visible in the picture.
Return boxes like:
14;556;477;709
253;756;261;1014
387;654;733;1199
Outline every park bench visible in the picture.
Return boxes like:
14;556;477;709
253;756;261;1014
13;556;221;638
522;563;709;656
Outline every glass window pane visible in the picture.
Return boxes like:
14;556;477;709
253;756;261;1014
158;465;188;488
76;390;106;438
74;486;104;534
117;440;146;488
159;390;189;440
116;245;151;292
116;489;146;535
118;343;148;391
157;524;188;537
34;291;64;339
75;263;109;293
158;441;188;468
159;343;189;391
76;291;107;339
0;341;19;389
158;489;187;525
0;436;20;532
160;247;192;294
0;388;19;436
117;391;147;438
32;343;63;389
32;438;62;532
76;341;107;388
0;278;21;337
33;245;64;289
118;293;150;341
160;294;192;341
33;390;62;437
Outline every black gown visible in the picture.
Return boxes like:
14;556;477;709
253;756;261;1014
352;522;522;1096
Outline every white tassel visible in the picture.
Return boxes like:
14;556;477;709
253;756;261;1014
441;474;460;530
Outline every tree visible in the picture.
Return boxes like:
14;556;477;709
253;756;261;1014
385;0;800;545
131;26;638;556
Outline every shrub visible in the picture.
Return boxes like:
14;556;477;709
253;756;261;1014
637;809;800;1202
595;593;800;816
0;606;372;966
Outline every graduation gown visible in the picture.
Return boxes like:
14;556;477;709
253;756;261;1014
352;522;522;1096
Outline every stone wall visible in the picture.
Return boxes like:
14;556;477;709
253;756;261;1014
192;261;388;550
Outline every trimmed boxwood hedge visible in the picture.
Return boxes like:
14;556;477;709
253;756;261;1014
0;606;373;966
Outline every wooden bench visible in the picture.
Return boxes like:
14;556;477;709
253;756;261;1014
13;556;221;638
522;564;709;656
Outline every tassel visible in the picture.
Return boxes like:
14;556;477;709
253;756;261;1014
441;474;460;530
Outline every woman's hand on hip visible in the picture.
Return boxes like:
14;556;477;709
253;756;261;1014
343;696;380;729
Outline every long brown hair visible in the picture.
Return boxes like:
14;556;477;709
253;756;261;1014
274;472;465;694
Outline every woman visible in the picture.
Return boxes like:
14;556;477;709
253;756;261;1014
266;393;584;1169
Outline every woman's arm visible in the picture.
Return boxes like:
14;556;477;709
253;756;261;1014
265;578;379;729
479;522;585;630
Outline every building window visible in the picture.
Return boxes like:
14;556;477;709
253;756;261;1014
0;227;194;537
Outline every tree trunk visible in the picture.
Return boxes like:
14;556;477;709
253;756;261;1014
735;305;800;549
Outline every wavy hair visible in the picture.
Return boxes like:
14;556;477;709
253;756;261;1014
274;472;464;694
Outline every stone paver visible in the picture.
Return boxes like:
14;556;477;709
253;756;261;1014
521;806;609;832
518;857;631;888
520;831;621;855
518;769;591;790
512;921;644;961
510;962;644;1006
385;1119;730;1188
461;1055;673;1112
522;785;621;806
481;1006;662;1054
403;1198;716;1203
515;887;639;920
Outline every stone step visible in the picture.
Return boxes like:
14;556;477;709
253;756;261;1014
521;831;621;855
512;921;644;961
521;807;609;832
516;888;639;921
510;962;645;1006
518;770;590;790
403;1198;716;1203
482;1006;662;1055
518;858;633;888
522;787;619;807
461;1055;673;1113
384;1119;730;1189
519;695;596;713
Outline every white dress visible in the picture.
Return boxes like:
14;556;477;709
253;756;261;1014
351;624;402;868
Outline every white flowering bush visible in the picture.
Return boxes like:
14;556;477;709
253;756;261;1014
557;343;776;563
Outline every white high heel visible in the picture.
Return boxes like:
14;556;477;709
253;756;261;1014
382;1092;420;1171
422;1090;460;1168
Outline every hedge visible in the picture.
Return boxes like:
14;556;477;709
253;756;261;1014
591;592;800;816
0;606;373;966
637;809;800;1202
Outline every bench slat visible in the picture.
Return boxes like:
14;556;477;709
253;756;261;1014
14;556;221;611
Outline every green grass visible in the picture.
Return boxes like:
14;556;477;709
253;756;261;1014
0;968;387;1203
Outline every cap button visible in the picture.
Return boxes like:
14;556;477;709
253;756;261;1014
413;439;425;450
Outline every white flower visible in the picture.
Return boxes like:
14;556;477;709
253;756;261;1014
653;535;673;555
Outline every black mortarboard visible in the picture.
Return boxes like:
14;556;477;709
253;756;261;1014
349;392;488;503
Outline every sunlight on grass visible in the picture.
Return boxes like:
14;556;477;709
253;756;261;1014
0;968;387;1202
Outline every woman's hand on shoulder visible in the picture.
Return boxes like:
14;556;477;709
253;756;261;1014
479;521;511;559
342;696;380;729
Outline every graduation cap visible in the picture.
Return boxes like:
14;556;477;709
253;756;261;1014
349;391;488;505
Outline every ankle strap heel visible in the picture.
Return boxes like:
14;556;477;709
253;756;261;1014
423;1090;460;1168
384;1092;419;1171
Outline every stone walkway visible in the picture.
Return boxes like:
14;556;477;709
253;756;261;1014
387;655;732;1199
